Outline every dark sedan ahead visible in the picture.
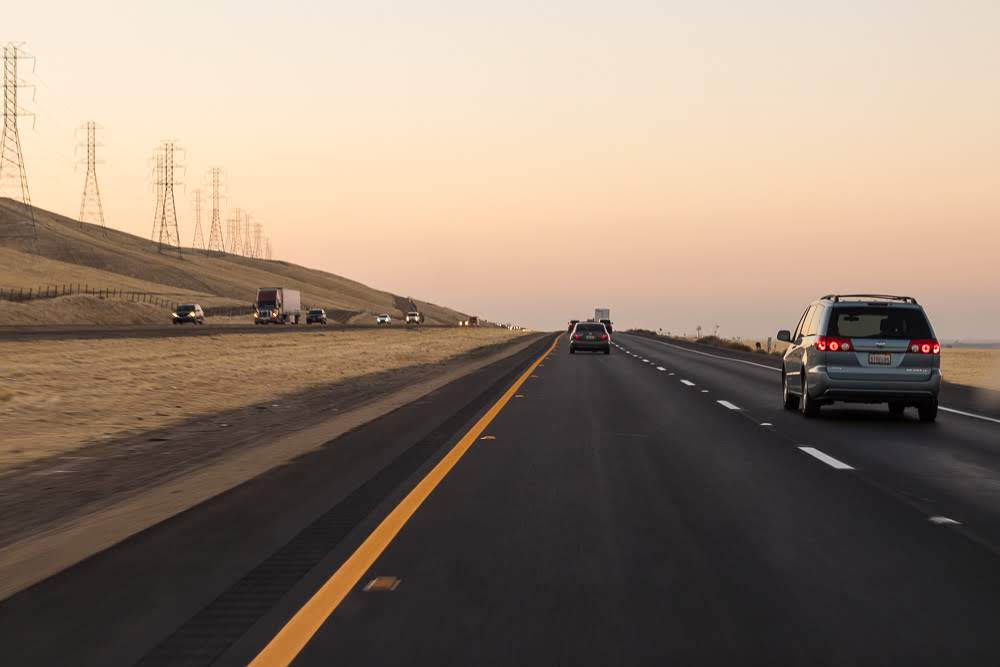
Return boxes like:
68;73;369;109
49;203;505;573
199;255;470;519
569;322;610;354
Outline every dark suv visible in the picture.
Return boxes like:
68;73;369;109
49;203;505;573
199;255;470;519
777;295;941;421
569;322;611;355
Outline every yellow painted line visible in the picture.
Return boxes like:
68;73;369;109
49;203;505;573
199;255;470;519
250;335;559;666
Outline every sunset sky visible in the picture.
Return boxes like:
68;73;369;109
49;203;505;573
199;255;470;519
6;1;1000;337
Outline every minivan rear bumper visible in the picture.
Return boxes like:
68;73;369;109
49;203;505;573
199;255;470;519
809;367;940;403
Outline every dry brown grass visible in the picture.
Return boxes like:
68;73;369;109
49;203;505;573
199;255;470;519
0;328;526;469
941;348;1000;392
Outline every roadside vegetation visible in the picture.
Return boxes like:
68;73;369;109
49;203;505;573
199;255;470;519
0;327;528;469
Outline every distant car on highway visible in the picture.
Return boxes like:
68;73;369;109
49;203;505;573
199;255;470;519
172;303;204;325
306;308;327;325
376;313;392;326
569;322;611;355
405;311;424;325
567;319;579;332
777;294;941;421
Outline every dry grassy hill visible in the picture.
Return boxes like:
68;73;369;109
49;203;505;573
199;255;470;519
0;198;467;325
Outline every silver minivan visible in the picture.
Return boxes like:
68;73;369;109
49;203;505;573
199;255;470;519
777;295;941;421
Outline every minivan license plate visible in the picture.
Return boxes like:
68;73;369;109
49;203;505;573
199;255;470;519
869;352;892;366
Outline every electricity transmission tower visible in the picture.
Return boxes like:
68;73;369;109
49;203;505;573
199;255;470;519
206;167;225;253
241;211;254;257
191;188;205;250
0;42;37;240
252;221;263;259
226;206;242;255
152;141;182;255
77;121;106;232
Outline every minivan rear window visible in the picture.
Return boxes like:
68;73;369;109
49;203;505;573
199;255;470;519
575;324;605;333
827;307;932;339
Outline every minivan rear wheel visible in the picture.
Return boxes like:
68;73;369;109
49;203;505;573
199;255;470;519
782;373;798;410
918;399;938;423
800;371;820;417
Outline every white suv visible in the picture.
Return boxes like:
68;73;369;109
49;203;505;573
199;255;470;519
375;313;392;326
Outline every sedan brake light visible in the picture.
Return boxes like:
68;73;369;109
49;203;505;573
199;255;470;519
816;336;852;352
572;334;582;341
907;339;940;355
599;334;608;341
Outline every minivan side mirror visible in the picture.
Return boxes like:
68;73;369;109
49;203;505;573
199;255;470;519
776;330;792;343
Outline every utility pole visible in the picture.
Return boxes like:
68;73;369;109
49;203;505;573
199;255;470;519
206;167;225;253
0;42;37;240
77;121;106;232
191;188;205;250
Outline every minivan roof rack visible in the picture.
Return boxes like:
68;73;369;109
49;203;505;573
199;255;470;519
821;294;918;304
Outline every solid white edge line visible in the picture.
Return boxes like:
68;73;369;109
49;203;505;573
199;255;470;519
621;334;999;427
939;407;1000;425
798;447;854;470
717;400;741;410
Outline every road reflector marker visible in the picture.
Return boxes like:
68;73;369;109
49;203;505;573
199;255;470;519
700;389;709;393
680;380;695;386
479;435;496;441
759;422;773;427
929;516;961;525
656;367;666;371
716;400;740;410
798;447;853;470
669;372;675;376
530;374;539;378
249;335;559;666
363;576;401;592
642;358;649;362
515;394;525;399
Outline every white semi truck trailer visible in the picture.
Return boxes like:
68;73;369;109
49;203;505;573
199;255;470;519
254;287;302;324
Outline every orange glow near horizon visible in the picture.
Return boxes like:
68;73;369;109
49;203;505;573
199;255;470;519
4;2;999;336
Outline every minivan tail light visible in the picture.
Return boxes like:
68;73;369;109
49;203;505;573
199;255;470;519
908;339;940;355
816;336;852;352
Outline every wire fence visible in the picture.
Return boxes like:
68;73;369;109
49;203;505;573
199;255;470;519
0;283;183;310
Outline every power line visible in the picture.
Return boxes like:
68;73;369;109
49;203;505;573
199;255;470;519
0;42;37;240
77;120;106;233
150;150;163;241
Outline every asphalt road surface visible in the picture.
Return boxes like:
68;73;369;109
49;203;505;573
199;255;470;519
4;332;1000;665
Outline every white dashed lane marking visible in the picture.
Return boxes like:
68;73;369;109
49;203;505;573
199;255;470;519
717;400;740;410
656;366;666;371
680;380;696;387
798;447;854;470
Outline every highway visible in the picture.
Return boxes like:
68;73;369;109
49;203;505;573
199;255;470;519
4;332;1000;665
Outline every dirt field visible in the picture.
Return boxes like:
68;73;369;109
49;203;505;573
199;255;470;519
0;327;526;469
941;348;1000;392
